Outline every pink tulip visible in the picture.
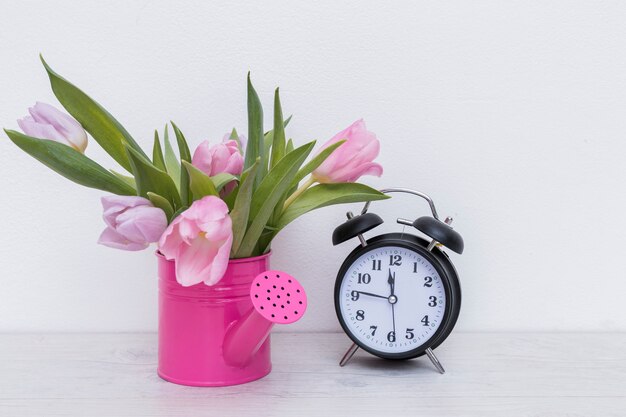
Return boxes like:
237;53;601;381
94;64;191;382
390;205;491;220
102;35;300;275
192;136;244;177
312;119;383;183
98;196;168;251
158;196;233;286
17;102;88;153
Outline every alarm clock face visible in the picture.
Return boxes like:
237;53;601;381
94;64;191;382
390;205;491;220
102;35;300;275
336;239;454;358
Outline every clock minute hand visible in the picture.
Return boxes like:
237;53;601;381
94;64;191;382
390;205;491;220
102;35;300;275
356;291;388;300
388;269;396;336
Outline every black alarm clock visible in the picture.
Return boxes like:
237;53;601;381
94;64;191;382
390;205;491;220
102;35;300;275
332;188;464;373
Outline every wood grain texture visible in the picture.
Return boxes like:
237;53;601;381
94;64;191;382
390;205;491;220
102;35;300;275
0;332;624;417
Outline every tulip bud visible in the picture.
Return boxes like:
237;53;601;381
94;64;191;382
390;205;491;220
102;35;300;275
312;119;383;183
192;137;244;177
17;102;88;153
98;196;168;251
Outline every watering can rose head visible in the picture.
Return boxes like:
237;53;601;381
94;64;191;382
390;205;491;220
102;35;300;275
312;119;383;183
158;196;233;287
98;196;168;251
17;102;88;153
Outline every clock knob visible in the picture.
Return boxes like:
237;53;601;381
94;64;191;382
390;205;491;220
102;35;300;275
332;212;384;245
413;216;464;254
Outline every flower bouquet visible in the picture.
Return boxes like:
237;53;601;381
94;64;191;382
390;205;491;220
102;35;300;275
4;56;388;386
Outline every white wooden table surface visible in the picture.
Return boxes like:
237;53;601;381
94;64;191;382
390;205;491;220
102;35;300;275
0;332;624;417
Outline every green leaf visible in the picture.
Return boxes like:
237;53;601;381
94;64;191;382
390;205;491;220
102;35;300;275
223;181;240;210
110;170;137;190
163;124;181;190
5;129;136;195
270;88;286;169
267;139;345;228
277;183;390;230
182;161;218;199
282;138;298;201
211;173;237;191
147;192;174;220
291;140;345;187
230;160;260;255
264;115;293;162
171;122;192;206
40;55;148;172
125;144;181;208
152;130;166;171
236;141;315;257
245;73;265;187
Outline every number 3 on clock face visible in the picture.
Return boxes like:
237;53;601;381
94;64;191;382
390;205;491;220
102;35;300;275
334;235;460;360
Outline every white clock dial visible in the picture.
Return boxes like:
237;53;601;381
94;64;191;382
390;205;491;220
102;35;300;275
339;245;446;354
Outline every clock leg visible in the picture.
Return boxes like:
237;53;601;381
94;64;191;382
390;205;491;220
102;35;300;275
425;348;446;374
339;342;360;367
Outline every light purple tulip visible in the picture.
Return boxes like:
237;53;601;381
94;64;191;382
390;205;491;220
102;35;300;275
312;119;383;183
192;137;244;177
17;102;88;153
158;196;233;286
98;196;168;251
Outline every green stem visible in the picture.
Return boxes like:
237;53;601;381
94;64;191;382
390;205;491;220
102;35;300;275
283;177;315;210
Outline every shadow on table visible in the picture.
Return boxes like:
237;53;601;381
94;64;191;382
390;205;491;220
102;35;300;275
345;355;431;372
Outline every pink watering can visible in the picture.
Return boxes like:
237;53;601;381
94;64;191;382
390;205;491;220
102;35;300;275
157;252;308;387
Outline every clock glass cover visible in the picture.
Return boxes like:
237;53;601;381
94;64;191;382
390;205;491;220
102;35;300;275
338;245;447;355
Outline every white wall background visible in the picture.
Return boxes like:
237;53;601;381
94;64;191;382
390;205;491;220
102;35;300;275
1;0;625;333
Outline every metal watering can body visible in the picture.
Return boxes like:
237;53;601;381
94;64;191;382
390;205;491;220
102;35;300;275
157;252;306;387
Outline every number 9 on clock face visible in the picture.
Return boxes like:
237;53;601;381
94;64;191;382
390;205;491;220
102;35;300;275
334;234;461;360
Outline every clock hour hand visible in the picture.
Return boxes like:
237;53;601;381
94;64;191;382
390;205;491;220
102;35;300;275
354;291;387;300
387;269;395;296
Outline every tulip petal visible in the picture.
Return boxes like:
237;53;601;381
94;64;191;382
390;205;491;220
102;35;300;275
204;234;233;286
17;117;66;143
191;141;213;176
158;219;184;258
98;227;148;251
174;234;219;287
177;218;201;245
101;195;151;228
30;102;79;130
348;162;383;182
116;206;167;243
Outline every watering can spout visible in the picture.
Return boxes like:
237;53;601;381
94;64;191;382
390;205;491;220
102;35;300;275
224;270;307;367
